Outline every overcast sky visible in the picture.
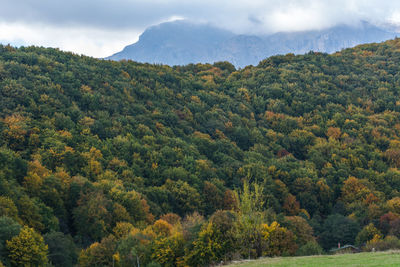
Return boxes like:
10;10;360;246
1;0;400;58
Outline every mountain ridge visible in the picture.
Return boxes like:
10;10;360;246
108;20;398;67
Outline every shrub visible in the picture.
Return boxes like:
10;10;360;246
364;235;400;252
355;223;381;246
296;241;324;256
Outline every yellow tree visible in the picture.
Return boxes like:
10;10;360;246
283;194;300;216
6;226;48;266
326;127;341;140
233;180;265;258
261;221;297;256
79;235;118;267
0;197;20;222
113;222;138;239
152;219;173;237
387;197;400;214
184;222;222;266
152;231;184;267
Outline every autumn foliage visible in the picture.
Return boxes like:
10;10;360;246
3;40;400;265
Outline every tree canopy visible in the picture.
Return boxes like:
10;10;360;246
2;39;400;265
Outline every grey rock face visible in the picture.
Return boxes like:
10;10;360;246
107;20;398;68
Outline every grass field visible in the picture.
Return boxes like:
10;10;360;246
227;250;400;267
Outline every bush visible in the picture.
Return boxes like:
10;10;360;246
364;236;400;252
296;241;324;256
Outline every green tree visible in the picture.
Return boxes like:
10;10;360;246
319;214;360;250
117;232;153;267
44;231;77;267
287;130;315;160
72;191;113;243
163;179;203;216
0;216;21;264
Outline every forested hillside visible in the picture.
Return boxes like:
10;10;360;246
2;39;400;266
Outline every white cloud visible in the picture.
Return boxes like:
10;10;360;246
389;11;400;25
265;2;333;32
1;0;400;57
0;22;141;58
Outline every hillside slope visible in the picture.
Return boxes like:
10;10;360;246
2;39;400;265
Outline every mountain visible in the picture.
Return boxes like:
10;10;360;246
108;21;234;65
108;20;398;67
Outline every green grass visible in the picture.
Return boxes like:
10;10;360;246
227;250;400;267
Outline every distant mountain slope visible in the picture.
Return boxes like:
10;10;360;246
108;20;398;67
108;21;234;65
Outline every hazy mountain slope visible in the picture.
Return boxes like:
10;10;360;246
265;22;397;54
108;21;234;65
108;20;397;67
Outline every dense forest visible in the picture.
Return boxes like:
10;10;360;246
2;39;400;266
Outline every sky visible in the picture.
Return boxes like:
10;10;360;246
1;0;400;58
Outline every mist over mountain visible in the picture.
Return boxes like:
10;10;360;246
108;20;398;67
